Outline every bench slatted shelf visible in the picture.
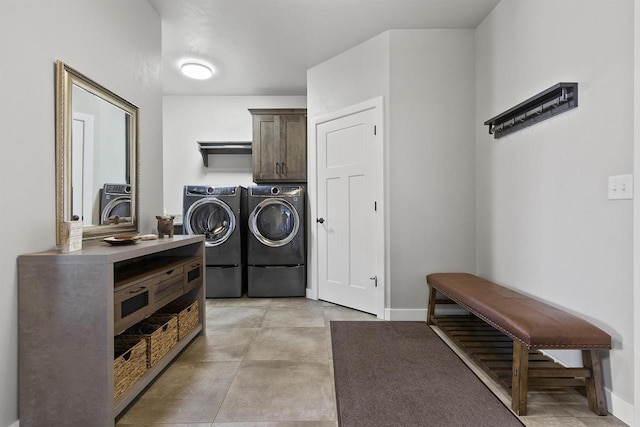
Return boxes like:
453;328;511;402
426;273;611;416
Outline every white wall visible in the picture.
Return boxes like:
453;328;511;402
162;96;307;219
307;30;476;316
476;0;634;422
0;1;163;425
388;30;476;310
306;33;391;119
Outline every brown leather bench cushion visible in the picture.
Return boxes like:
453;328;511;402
427;273;611;349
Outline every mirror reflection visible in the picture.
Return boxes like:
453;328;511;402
56;60;139;245
71;85;131;226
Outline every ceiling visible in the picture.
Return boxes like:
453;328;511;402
148;0;500;96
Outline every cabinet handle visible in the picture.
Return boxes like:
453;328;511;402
165;269;174;275
276;162;281;174
129;286;147;294
282;162;287;175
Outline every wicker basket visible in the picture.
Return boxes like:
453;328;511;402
123;315;178;368
114;336;147;403
160;300;199;340
146;314;178;367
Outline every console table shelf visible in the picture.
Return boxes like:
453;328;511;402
18;235;205;427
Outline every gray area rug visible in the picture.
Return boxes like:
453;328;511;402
331;321;524;427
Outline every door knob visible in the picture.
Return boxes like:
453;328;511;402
316;218;325;224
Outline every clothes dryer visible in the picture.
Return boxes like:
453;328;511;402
246;185;305;297
183;185;247;297
99;183;131;224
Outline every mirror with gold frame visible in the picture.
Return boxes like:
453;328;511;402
55;60;139;245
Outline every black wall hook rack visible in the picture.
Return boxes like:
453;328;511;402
484;82;578;139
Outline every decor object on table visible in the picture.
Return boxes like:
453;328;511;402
61;220;82;253
104;215;122;225
103;235;140;246
156;215;175;238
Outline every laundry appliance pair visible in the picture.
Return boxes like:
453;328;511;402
182;184;305;298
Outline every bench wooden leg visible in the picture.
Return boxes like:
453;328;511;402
511;341;528;416
583;349;608;415
426;285;437;325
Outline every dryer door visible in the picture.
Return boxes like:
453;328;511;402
100;196;131;224
184;198;236;247
249;198;300;247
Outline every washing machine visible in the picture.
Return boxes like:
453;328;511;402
246;185;305;297
183;185;247;298
100;183;131;224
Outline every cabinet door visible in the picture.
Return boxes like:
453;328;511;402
279;114;307;181
252;114;280;182
251;109;307;183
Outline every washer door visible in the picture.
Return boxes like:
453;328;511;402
185;198;236;247
100;196;131;224
249;198;300;247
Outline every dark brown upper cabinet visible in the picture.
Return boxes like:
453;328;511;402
249;108;307;183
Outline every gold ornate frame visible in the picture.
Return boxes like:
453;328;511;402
55;60;139;245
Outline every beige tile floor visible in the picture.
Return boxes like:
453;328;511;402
116;297;628;427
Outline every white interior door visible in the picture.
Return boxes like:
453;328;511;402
316;103;382;315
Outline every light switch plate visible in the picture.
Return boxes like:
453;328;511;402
608;174;633;200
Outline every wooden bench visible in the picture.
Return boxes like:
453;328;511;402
426;273;611;416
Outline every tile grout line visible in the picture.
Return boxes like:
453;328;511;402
210;299;269;424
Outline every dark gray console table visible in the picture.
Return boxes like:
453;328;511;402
18;235;205;426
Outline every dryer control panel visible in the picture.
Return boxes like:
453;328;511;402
104;183;131;195
185;186;237;196
250;186;302;197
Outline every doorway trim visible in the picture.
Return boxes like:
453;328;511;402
72;112;95;225
307;96;386;319
633;1;640;423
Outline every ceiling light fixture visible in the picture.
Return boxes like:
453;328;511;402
180;62;214;80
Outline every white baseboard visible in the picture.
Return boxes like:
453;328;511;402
541;349;583;367
606;389;633;426
305;288;316;300
385;308;427;321
386;306;468;321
